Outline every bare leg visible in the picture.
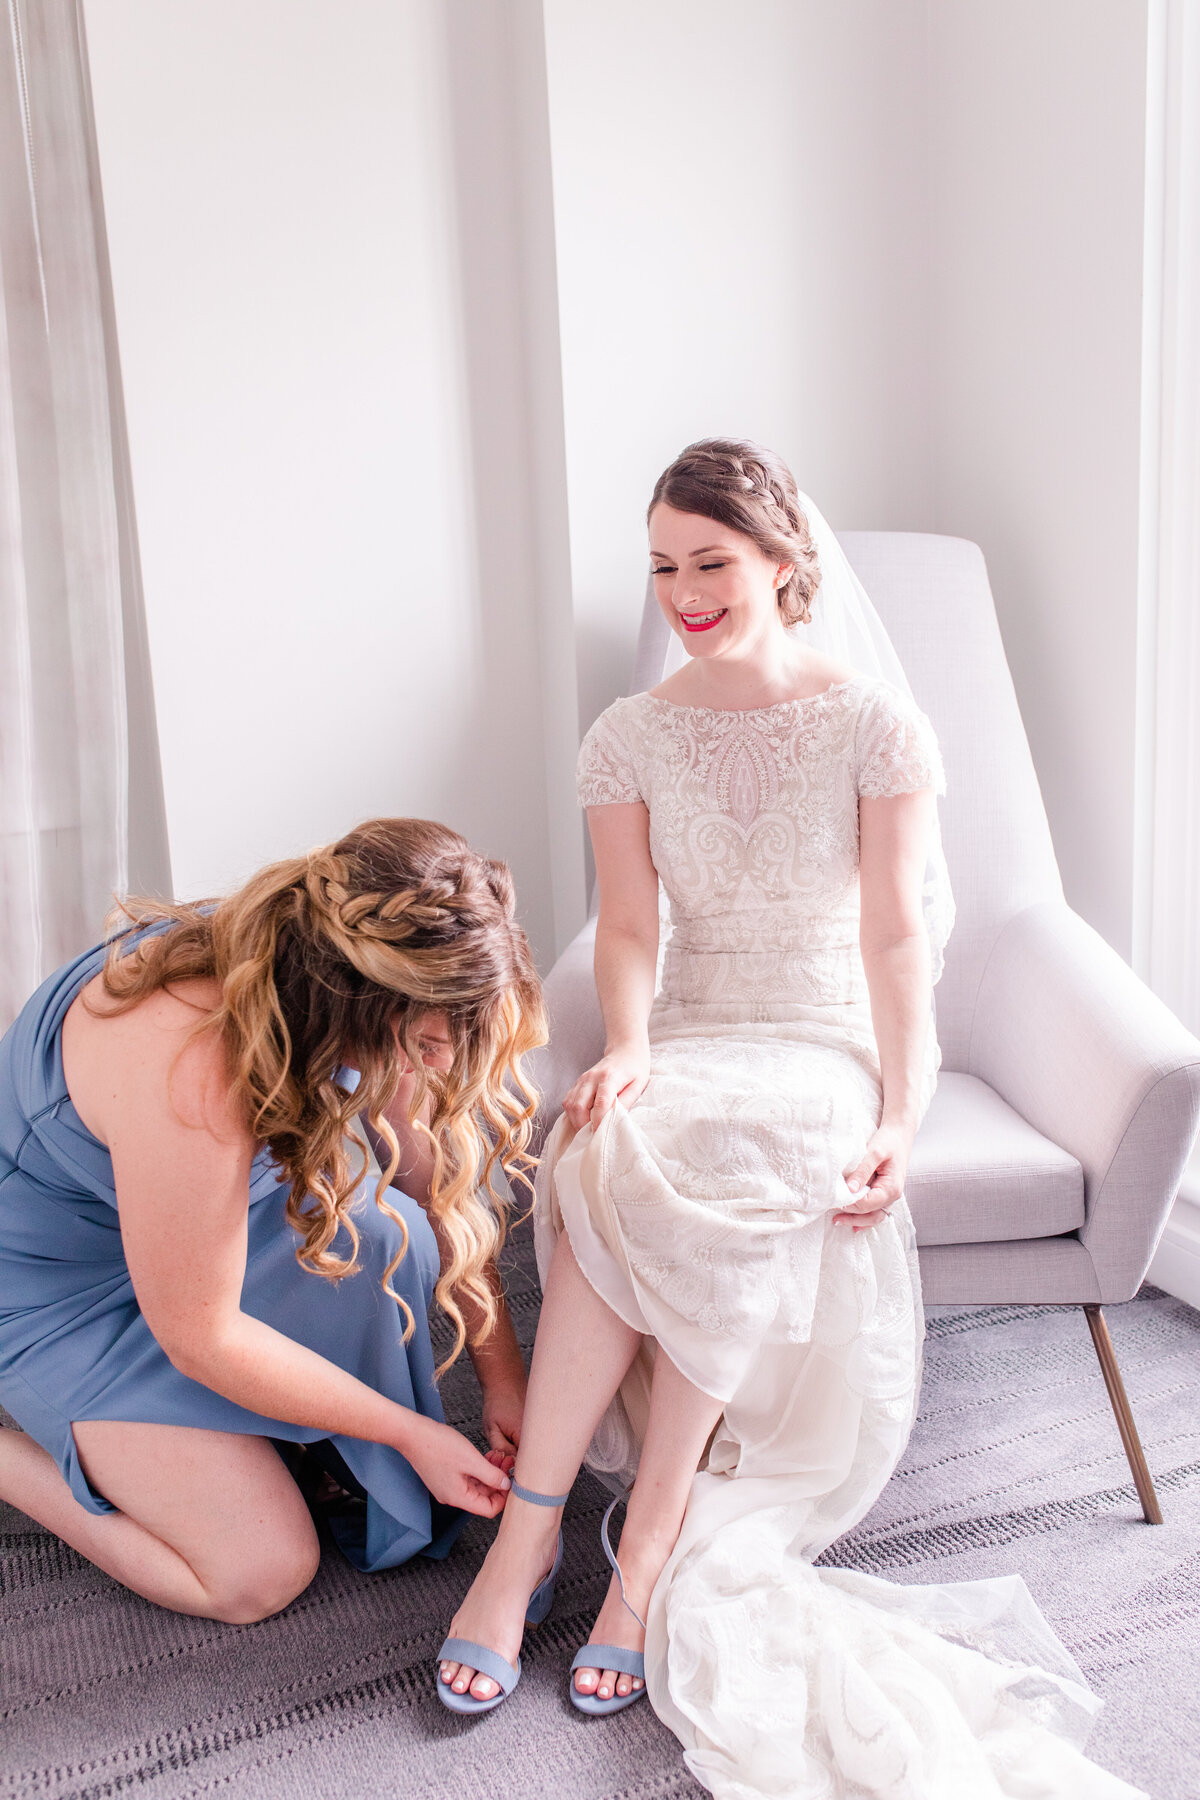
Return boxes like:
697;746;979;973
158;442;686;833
0;1421;319;1622
441;1231;642;1700
572;1346;723;1702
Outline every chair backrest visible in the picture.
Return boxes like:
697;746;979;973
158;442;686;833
626;531;1063;1071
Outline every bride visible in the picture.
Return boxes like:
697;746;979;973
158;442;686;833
436;439;1143;1800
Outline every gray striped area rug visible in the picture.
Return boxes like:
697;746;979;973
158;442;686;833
2;1236;1197;1800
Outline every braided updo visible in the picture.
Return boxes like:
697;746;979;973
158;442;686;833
99;819;546;1371
648;437;821;625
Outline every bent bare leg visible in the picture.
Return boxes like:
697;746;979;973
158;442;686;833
572;1345;723;1702
0;1420;319;1621
441;1231;642;1701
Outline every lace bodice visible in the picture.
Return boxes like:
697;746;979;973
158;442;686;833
577;676;945;1015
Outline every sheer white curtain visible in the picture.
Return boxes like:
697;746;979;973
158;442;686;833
1137;0;1200;1038
0;0;169;1029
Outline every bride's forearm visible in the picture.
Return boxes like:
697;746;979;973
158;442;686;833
594;921;658;1049
858;787;936;1139
861;932;930;1133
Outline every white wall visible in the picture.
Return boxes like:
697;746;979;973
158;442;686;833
543;0;937;740
85;0;1152;966
928;0;1149;959
83;0;584;969
544;0;1150;959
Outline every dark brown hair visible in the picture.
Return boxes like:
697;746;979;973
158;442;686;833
648;437;822;625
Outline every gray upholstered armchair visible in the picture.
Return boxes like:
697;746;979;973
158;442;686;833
531;532;1200;1524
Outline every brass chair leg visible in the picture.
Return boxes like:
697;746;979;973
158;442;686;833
1083;1304;1163;1525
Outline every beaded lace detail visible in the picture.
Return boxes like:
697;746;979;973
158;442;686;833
577;677;945;1014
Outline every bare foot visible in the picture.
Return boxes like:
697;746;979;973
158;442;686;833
439;1508;560;1703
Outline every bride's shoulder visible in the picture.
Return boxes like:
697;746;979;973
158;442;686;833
803;651;861;696
578;692;653;769
852;678;946;795
584;692;650;738
848;673;927;718
643;669;691;704
577;694;654;806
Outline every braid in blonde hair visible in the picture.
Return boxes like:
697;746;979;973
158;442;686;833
648;437;822;625
97;818;546;1373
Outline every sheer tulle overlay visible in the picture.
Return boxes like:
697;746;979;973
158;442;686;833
534;681;1144;1799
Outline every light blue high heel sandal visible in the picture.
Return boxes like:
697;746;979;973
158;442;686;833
436;1480;568;1716
569;1489;648;1716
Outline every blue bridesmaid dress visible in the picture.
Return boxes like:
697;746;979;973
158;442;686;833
0;932;461;1572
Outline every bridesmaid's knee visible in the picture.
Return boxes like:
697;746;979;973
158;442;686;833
206;1525;320;1624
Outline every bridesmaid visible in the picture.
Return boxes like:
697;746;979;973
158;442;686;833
0;817;544;1619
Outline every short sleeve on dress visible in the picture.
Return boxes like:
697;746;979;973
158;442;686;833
855;683;946;799
577;703;645;807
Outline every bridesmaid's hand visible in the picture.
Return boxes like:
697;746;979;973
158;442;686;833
400;1413;512;1517
563;1044;651;1132
836;1124;913;1231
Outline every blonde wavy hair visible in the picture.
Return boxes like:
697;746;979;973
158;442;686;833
97;818;546;1373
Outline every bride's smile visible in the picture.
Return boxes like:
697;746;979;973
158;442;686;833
650;501;794;672
647;496;855;713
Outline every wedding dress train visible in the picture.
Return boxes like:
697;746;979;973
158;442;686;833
534;679;1144;1800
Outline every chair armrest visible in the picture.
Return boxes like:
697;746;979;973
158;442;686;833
525;917;603;1153
967;900;1200;1299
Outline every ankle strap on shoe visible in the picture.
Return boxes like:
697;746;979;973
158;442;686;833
601;1487;647;1632
509;1480;571;1507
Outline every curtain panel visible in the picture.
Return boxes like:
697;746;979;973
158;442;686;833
0;0;169;1029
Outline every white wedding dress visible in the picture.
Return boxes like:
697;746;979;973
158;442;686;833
534;677;1144;1800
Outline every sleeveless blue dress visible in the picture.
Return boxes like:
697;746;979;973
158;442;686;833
0;933;461;1572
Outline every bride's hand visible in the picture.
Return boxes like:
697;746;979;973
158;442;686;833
837;1123;914;1230
563;1043;651;1132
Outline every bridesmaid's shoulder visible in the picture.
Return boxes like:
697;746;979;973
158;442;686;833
62;973;241;1148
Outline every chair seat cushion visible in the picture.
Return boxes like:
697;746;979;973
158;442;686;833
906;1072;1084;1246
